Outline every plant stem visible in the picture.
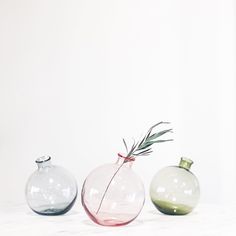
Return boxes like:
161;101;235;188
95;161;125;215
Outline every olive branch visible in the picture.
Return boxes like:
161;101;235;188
122;122;173;158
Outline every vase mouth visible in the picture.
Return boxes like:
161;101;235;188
35;156;51;164
118;153;135;162
179;157;193;170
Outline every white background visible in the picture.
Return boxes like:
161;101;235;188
0;0;235;208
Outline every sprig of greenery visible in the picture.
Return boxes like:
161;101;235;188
123;122;173;158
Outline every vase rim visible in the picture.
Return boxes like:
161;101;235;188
118;153;135;162
35;156;51;164
179;157;193;170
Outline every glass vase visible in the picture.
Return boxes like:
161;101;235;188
25;156;78;215
81;154;145;226
150;157;200;215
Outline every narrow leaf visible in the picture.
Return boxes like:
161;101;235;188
122;138;128;153
138;134;147;147
147;129;173;141
127;140;138;157
146;121;171;138
134;148;152;156
136;150;153;156
136;142;153;151
146;122;163;138
150;139;174;143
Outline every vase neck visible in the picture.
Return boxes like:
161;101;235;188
179;157;193;170
36;156;52;169
116;153;135;167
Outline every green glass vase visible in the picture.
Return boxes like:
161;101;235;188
150;157;200;215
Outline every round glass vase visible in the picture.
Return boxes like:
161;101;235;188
150;157;200;215
81;154;145;226
25;156;78;215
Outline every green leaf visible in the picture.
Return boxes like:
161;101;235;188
149;139;174;143
146;122;164;138
136;142;153;151
127;141;138;157
147;129;173;141
138;134;147;147
140;151;153;156
122;138;128;153
134;148;152;156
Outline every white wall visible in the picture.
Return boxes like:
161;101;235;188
0;0;235;205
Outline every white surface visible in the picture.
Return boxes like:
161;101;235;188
0;203;236;236
0;0;236;206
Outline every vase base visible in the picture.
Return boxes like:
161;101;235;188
95;219;132;227
31;196;77;216
151;199;193;215
85;210;137;226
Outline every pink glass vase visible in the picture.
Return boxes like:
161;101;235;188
81;154;145;226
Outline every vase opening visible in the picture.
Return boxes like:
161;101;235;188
179;157;193;171
35;156;52;169
117;153;135;167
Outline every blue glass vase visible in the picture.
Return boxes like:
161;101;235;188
25;156;78;215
